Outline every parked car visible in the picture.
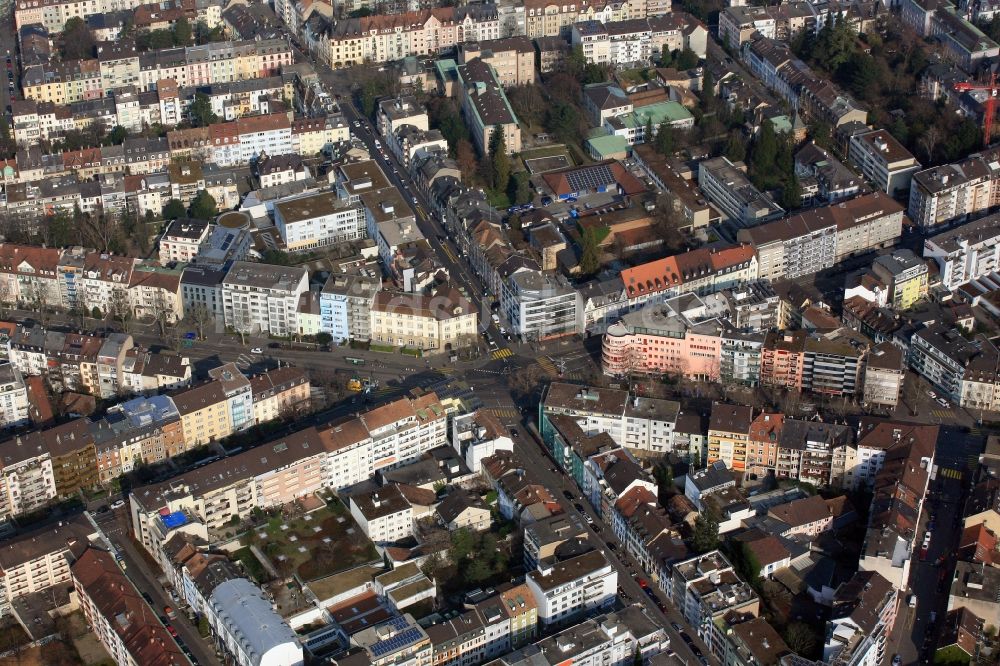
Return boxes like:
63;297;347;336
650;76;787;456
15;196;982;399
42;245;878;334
250;347;263;354
110;499;125;510
562;490;574;501
141;592;153;604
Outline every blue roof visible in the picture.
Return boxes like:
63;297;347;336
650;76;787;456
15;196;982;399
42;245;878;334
160;511;188;529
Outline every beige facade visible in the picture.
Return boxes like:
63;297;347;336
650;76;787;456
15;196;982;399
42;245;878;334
370;290;477;353
459;37;537;87
173;382;232;447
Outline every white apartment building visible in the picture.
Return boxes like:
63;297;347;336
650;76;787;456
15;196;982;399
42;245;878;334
501;269;581;341
923;213;1000;291
359;392;448;472
908;150;1000;230
847;129;922;198
159;218;211;265
236;114;294;163
525;550;617;625
823;572;897;666
452;409;514;473
698;156;784;228
221;262;309;337
0;515;95;617
0;440;57;521
273;191;366;252
0;363;29;428
350;485;414;546
542;383;682;456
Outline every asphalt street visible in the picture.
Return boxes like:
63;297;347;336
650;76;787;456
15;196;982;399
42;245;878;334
512;420;716;665
92;505;218;665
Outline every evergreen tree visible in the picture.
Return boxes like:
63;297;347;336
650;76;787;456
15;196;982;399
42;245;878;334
782;175;802;210
188;190;217;220
488;126;510;192
654;121;675;155
724;132;746;162
162;199;186;220
579;227;601;275
749;119;778;189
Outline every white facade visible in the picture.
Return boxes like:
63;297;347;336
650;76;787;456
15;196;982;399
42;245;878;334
923;213;1000;291
273;192;366;252
525;551;617;625
0;364;29;428
222;262;309;337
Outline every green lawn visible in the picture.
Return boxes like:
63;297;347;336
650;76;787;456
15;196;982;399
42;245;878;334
251;499;379;582
233;546;269;583
934;645;971;666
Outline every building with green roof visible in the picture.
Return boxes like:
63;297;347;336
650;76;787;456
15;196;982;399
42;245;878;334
604;101;694;145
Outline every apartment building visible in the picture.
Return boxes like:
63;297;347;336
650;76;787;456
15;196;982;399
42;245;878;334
0;514;95;617
273;191;366;252
130;428;327;553
378;96;429;138
0;428;58;520
159;218;210;264
320;5;502;67
907;148;1000;230
863;342;905;410
452;409;514;473
350;485;414;546
870;250;928;309
760;329;865;397
222;262;309;337
426;600;512;666
847;129;922;197
71;548;186;666
738;209;837;282
369;289;478;353
923;213;1000;291
618;244;758;308
707;402;754;474
319;268;381;344
741;34;867;128
248;367;310;426
698;157;784;228
22;40;292;104
718;2;813;48
502;269;580;340
823;571;898;666
667;551;759;654
458;36;536;87
541;383;681;457
525;550;617;625
601;300;727;383
0;363;28;428
738;193;904;281
456;58;522;156
501;608;668;666
909;322;981;402
858;419;934;590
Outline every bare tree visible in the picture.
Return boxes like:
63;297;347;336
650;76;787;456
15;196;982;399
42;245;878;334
109;287;132;332
918;126;942;163
188;303;213;340
0;278;14;319
150;289;174;338
232;305;253;345
82;210;122;254
26;281;51;326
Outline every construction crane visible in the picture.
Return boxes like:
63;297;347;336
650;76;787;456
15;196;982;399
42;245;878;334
955;72;1000;148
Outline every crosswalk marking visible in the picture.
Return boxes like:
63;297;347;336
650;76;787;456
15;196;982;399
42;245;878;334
492;348;513;360
488;408;521;422
537;357;558;374
940;468;963;480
